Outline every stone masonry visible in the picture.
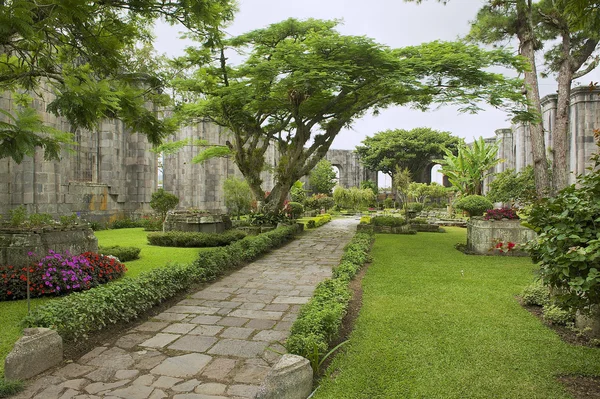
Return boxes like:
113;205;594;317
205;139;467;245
12;218;359;399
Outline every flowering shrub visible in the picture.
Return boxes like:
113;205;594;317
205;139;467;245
0;250;126;301
484;208;520;220
489;239;516;254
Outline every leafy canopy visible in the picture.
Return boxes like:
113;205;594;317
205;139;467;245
487;166;536;205
0;0;236;163
309;159;338;195
223;177;253;219
174;18;527;213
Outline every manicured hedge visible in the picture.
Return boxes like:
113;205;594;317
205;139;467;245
99;246;141;262
147;229;247;247
370;215;405;227
301;213;332;229
286;232;373;363
23;225;301;341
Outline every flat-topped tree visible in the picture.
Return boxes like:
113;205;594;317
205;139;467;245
174;18;527;214
0;0;236;163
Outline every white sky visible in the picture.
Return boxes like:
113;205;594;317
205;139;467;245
153;0;600;182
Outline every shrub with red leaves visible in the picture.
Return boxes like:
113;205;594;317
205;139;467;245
483;208;520;220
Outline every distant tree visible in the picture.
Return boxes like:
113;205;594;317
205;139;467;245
150;189;180;221
487;166;536;205
360;180;379;196
223;177;253;220
356;128;462;187
394;167;413;209
437;138;502;196
175;18;527;214
333;186;375;210
309;159;338;195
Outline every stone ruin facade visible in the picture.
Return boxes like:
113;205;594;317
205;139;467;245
1;86;598;223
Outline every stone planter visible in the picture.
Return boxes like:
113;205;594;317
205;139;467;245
466;218;536;256
163;211;232;233
0;226;97;267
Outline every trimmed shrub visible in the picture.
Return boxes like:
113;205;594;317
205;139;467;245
23;225;300;341
150;189;179;220
521;281;550;306
542;304;574;326
305;194;335;211
99;246;141;262
286;231;374;369
286;202;304;219
147;230;247;247
406;202;424;213
306;220;316;229
454;195;493;217
371;215;405;227
109;218;141;229
359;216;371;224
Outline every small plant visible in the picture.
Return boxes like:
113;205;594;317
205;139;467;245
8;205;28;226
383;197;395;209
0;379;24;397
248;212;288;226
542;304;574;326
29;213;55;227
285;202;304;219
489;238;517;253
454;195;493;217
150;189;180;221
99;246;141;262
59;214;79;226
521;281;550;306
484;208;520;220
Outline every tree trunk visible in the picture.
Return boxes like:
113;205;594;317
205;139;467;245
516;0;551;198
553;46;573;192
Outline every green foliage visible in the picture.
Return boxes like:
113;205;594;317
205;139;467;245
542;304;574;326
454;195;493;217
309;159;338;195
176;18;526;213
59;214;79;226
525;141;600;312
383;198;395;209
28;213;54;227
333;186;376;210
109;218;141;230
99;246;141;262
23;225;300;341
150;189;180;221
287;232;373;371
290;181;307;204
408;182;449;205
0;379;23;397
360;180;379;196
307;220;316;229
147;230;246;248
521;281;550;306
139;215;163;231
406;202;424;213
356;128;462;181
223;177;253;219
487;166;536;205
299;214;332;229
286;202;304;219
359;216;371;224
8;206;27;226
394;167;412;208
437;137;502;196
371;216;406;227
248;213;288;227
305;194;335;211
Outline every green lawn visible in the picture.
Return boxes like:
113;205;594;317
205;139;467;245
314;227;600;399
0;228;201;377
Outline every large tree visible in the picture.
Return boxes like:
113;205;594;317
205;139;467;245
356;127;462;187
174;18;526;213
309;159;337;195
0;0;235;163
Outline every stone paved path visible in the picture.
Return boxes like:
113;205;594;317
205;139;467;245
14;218;358;399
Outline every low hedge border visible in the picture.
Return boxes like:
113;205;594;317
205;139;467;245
147;229;247;247
23;225;301;341
98;246;141;262
285;231;374;365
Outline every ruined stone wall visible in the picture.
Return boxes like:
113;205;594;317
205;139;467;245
0;91;157;223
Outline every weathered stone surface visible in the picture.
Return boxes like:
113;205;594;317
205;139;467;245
136;322;170;332
86;347;134;370
115;333;152;349
189;325;223;337
189;315;222;325
114;369;139;380
227;384;259;398
140;333;181;349
107;384;155;399
195;383;226;395
60;379;88;390
228;310;283;321
219;327;254;340
232;363;270;384
152;376;182;389
84;380;129;395
5;327;63;380
255;354;313;399
162;323;197;334
84;367;115;382
208;339;268;358
167;335;217;352
171;379;201;392
150;354;212;378
54;363;95;379
466;218;536;256
201;358;237;380
252;330;288;342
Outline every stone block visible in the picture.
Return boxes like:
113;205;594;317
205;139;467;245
4;327;63;380
255;354;313;399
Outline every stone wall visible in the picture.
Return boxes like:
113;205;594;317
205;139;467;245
466;218;536;256
0;227;98;267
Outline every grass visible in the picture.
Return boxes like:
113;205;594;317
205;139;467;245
314;227;600;399
0;228;202;378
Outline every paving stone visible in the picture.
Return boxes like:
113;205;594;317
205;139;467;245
58;388;78;399
188;325;223;336
244;319;277;330
201;358;237;380
73;395;101;399
54;363;95;378
171;378;201;392
273;321;293;331
115;369;139;380
84;367;115;382
189;315;222;325
232;363;270;384
227;384;260;398
154;312;187;322
173;394;225;399
60;379;88;390
208;339;268;358
108;384;155;399
33;385;65;399
262;304;289;312
150;353;212;378
252;330;289;342
140;333;181;348
136;321;170;332
219;327;254;339
167;335;217;352
132;374;156;386
86;347;134;369
177;299;206;306
272;296;310;304
191;291;230;300
282;313;298;322
84;380;129;395
217;317;248;327
215;308;233;316
203;300;241;309
148;389;167;399
78;347;108;364
167;306;220;314
133;351;168;370
194;383;227;395
238;302;265;310
152;376;183;389
229;309;283;321
162;323;197;334
115;333;152;349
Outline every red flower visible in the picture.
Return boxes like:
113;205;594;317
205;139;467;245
507;242;516;249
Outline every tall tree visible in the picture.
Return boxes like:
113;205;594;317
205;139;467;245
0;0;236;163
175;18;527;213
309;159;337;195
356;127;462;186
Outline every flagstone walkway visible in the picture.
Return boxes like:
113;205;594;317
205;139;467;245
14;218;359;399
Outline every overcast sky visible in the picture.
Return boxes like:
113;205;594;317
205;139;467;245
153;0;600;151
